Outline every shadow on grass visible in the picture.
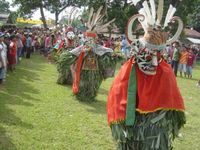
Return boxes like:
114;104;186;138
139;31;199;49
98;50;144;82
79;99;107;115
0;54;46;149
177;76;199;82
0;126;17;150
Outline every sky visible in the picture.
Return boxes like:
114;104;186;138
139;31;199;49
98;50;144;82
6;0;80;21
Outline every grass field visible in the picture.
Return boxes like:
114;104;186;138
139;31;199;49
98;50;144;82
0;54;200;150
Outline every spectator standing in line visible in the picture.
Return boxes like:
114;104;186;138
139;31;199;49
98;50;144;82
165;44;173;64
191;45;199;67
16;34;23;64
21;32;27;57
4;34;10;62
186;49;195;79
8;35;17;72
0;32;6;84
50;34;57;48
26;33;32;58
44;34;50;56
34;36;40;52
171;42;180;76
114;37;122;55
1;33;8;80
121;36;130;60
178;46;189;77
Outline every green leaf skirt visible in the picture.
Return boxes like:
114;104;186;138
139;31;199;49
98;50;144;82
110;110;186;150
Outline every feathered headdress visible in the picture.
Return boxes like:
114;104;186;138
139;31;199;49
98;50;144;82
85;6;115;37
127;0;183;46
65;7;79;33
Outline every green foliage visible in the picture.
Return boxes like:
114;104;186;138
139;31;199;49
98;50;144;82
7;11;19;24
187;0;200;31
107;1;137;33
78;0;137;33
111;110;186;150
78;0;200;34
45;0;82;25
56;50;77;84
0;0;10;13
13;0;42;16
9;0;200;32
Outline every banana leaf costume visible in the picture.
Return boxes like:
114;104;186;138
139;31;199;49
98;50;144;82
60;44;117;102
59;6;117;101
56;26;77;85
107;0;186;149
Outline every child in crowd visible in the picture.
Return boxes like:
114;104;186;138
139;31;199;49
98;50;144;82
186;49;195;78
178;46;188;77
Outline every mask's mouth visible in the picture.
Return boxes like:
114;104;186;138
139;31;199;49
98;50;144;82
142;65;157;73
138;57;159;76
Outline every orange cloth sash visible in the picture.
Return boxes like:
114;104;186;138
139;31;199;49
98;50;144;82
72;48;85;94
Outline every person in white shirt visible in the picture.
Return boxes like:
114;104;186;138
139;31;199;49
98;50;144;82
0;32;7;84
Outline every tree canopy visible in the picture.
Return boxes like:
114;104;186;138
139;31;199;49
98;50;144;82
0;0;10;13
8;0;200;32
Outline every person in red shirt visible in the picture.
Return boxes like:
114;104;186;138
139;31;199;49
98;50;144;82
8;35;17;72
186;49;195;78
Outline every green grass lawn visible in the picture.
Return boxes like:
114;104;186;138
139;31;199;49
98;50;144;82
0;54;200;150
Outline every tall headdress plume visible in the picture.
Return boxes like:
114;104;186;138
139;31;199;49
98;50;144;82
85;6;115;35
127;0;183;46
67;7;79;27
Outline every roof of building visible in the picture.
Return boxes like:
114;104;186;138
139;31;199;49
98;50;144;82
184;28;200;39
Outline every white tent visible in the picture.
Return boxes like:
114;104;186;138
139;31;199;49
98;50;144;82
0;13;9;25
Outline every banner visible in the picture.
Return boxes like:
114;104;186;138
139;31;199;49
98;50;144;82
16;18;53;25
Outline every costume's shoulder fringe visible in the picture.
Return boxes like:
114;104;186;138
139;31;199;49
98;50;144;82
110;110;186;150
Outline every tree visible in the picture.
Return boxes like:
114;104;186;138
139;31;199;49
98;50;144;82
0;0;10;13
190;6;200;32
187;0;200;31
107;0;137;33
7;11;18;24
45;0;81;26
78;0;137;33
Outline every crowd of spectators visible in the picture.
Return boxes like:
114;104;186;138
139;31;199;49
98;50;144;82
0;27;64;86
166;42;199;78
